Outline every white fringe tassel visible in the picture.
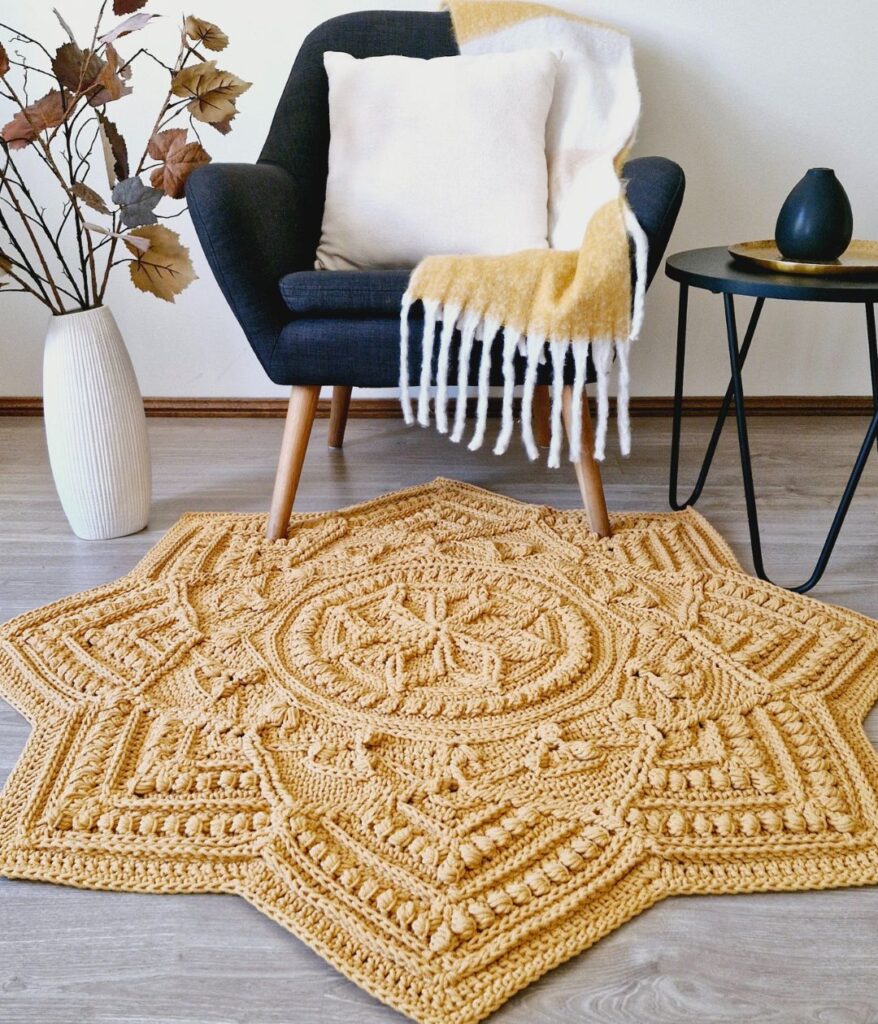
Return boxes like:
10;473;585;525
614;203;650;456
434;304;461;434
399;292;414;424
520;334;545;462
450;310;480;443
591;338;613;462
568;341;589;462
492;325;520;455
469;317;499;452
416;299;440;427
469;317;495;450
625;202;649;342
548;340;568;469
616;339;632;456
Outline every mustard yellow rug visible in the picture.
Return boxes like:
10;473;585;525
2;479;878;1024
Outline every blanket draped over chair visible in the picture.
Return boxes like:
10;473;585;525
400;0;645;466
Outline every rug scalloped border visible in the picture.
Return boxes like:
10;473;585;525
2;477;878;1024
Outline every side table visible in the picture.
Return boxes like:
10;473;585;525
665;246;878;592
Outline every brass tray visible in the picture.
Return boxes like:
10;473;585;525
728;239;878;276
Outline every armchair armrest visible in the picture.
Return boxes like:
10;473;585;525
622;156;686;287
186;162;312;378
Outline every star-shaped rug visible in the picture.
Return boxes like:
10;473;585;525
2;479;878;1024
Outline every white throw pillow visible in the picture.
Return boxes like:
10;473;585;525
315;49;558;271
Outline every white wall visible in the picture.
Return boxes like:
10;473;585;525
2;0;877;400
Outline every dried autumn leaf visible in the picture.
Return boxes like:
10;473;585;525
72;182;111;216
98;12;158;46
1;90;66;150
97;112;129;182
112;43;133;81
184;15;228;52
112;176;163;228
89;44;132;105
171;60;250;125
147;128;210;198
0;44;9;78
52;42;103;93
0;251;11;284
124;224;197;302
147;126;186;158
210;111;235;135
113;0;148;13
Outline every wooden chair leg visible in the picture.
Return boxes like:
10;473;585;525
561;384;612;538
267;384;320;540
533;384;551;448
328;385;352;449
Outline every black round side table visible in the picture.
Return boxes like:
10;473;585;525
665;246;878;592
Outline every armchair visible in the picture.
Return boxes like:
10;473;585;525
187;10;685;539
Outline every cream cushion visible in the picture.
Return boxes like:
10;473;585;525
315;49;558;271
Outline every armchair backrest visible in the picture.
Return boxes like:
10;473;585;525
260;11;457;265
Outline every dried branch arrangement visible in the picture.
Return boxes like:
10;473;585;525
0;2;250;310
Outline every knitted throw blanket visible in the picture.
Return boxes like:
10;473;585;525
401;0;645;466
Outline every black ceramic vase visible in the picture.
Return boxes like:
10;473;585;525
775;168;853;262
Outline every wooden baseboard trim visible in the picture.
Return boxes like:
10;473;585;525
0;395;874;419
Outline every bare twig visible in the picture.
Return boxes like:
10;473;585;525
155;98;190;132
3;75;97;307
52;8;77;44
3;151;86;304
7;57;55;81
187;115;205;146
0;193;42;228
73;116;102;169
63;117;96;303
55;200;73;243
16;47;32;105
0;23;54;63
3;264;54;306
0;168;64;311
0;246;81;303
183;44;208;62
121;47;175;75
89;1;109;55
0;198;57;309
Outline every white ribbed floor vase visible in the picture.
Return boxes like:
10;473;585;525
43;306;151;540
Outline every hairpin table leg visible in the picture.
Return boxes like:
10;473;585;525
669;284;765;512
723;294;878;593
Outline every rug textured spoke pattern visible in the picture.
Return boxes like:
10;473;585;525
3;479;878;1024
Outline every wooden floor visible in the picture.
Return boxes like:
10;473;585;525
1;413;878;1024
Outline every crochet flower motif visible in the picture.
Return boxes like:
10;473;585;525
322;582;558;697
2;479;878;1024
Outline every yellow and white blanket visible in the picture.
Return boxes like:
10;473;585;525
400;0;645;465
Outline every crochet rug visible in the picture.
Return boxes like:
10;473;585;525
2;478;878;1024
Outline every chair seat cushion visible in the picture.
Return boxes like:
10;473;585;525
270;316;596;389
280;269;416;318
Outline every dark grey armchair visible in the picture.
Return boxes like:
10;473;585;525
187;10;685;539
